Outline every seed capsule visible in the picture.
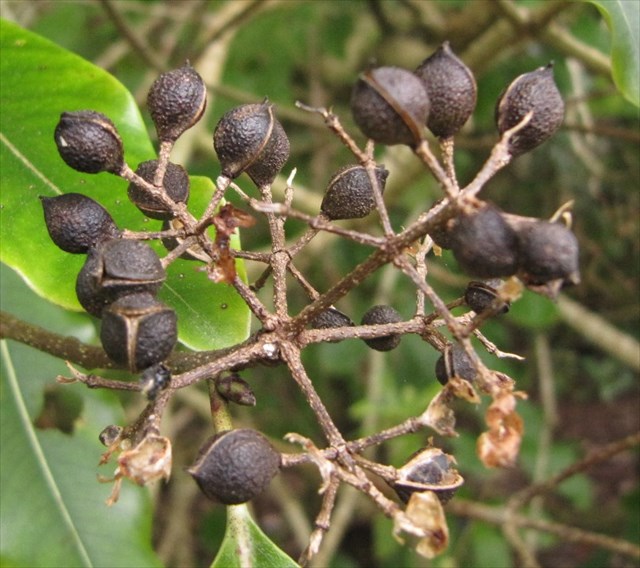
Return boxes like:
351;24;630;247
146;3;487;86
75;239;166;317
54;111;124;174
188;429;281;505
435;343;477;386
147;63;207;143
310;307;354;330
517;220;580;287
415;42;477;138
41;193;120;253
351;66;430;146
100;293;177;372
392;447;464;505
361;305;403;351
495;63;564;157
450;203;519;279
128;160;190;220
321;164;389;220
213;101;290;187
215;373;256;407
464;280;509;315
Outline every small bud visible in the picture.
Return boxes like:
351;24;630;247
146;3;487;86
147;63;207;143
215;373;256;407
54;111;124;174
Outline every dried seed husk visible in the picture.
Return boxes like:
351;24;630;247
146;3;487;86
351;66;430;146
213;101;290;187
147;63;207;143
188;429;281;505
128;160;190;220
41;193;120;253
100;292;177;372
321;164;389;220
415;42;477;138
495;63;564;157
54;110;124;174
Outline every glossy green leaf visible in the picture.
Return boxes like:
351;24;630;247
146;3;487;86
584;0;640;106
0;20;250;351
210;504;299;568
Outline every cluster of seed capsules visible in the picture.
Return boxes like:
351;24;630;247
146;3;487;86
41;42;580;505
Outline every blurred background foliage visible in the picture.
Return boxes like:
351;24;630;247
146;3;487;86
1;1;638;567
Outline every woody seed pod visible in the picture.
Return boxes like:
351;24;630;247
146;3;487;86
147;63;207;143
128;160;190;220
435;343;477;386
54;111;124;174
100;292;177;372
213;101;290;187
361;305;403;351
496;63;564;157
189;429;281;505
321;164;389;220
75;239;166;317
464;280;509;315
415;42;477;138
450;203;519;278
41;193;120;253
351;66;430;146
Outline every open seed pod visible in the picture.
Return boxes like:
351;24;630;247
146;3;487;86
213;101;290;187
435;343;477;386
351;66;430;146
392;447;464;505
464;280;510;315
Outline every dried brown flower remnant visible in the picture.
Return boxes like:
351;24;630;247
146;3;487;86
477;391;526;468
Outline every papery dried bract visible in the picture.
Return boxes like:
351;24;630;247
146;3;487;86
477;391;525;468
393;491;449;559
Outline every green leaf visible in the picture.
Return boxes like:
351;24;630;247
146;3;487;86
1;263;162;567
584;0;640;106
211;504;298;568
0;20;250;350
507;290;560;330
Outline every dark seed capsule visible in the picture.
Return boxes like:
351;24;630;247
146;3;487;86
450;204;519;279
54;111;124;174
495;63;564;157
351;66;430;146
75;239;166;317
147;63;207;143
464;280;509;315
393;447;464;505
435;343;477;386
213;101;290;187
321;164;389;220
310;307;354;330
415;42;477;138
41;193;119;253
517;220;580;287
128;160;190;220
188;429;281;505
100;293;177;373
361;305;403;351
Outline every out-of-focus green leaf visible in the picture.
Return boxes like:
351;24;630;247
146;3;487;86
584;0;640;106
210;504;298;568
0;20;250;351
0;349;162;567
1;262;161;567
507;290;560;330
